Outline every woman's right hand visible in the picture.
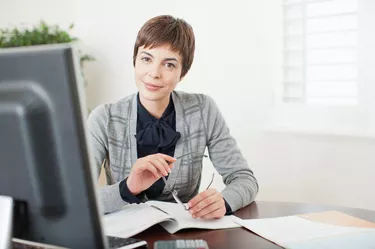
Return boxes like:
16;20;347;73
127;153;176;195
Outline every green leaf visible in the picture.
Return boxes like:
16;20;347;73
0;20;94;72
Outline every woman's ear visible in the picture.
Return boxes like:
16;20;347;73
179;75;185;82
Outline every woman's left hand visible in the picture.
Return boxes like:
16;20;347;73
187;188;226;219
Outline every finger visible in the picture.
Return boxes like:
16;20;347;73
157;153;176;164
148;157;168;176
188;189;217;210
153;155;172;174
201;206;226;220
189;191;221;215
192;197;223;218
144;162;160;179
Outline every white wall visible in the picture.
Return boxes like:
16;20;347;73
0;0;76;31
2;0;375;211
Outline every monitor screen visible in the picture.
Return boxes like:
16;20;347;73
0;44;106;249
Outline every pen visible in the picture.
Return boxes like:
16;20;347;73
162;153;208;184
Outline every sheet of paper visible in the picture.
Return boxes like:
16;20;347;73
102;203;171;238
236;215;375;246
299;210;375;228
286;230;375;249
147;201;241;232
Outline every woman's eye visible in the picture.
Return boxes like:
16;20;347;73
165;63;176;68
141;57;151;62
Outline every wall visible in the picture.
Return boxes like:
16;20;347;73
0;0;76;31
2;0;375;211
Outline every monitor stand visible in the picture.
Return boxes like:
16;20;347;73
12;200;30;239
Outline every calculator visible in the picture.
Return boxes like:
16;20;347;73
154;239;209;249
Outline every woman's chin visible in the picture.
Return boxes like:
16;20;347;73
139;91;168;102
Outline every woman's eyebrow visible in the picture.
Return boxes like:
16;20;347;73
140;51;179;63
140;51;154;58
164;58;178;63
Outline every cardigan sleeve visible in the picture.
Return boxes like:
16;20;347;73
202;95;259;212
87;105;129;213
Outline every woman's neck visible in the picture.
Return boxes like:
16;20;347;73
139;95;170;119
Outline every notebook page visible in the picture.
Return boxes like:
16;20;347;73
103;203;171;238
147;201;240;233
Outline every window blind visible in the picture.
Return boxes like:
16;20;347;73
283;0;359;105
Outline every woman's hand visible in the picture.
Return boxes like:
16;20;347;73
127;153;176;195
187;188;226;219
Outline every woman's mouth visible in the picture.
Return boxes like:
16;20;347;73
144;82;163;91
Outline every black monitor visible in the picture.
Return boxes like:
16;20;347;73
0;44;106;248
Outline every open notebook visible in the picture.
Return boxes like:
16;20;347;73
103;201;241;238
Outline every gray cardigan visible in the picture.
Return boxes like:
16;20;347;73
87;91;258;214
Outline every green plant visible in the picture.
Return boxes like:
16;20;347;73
0;21;94;66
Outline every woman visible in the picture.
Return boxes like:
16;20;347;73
88;15;258;219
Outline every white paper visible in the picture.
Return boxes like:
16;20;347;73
147;201;241;233
103;201;241;238
237;215;375;247
103;203;171;238
286;230;375;249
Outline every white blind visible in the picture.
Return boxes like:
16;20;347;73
283;0;359;105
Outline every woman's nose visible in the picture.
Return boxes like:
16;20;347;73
148;64;161;79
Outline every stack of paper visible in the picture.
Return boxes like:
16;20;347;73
236;210;375;249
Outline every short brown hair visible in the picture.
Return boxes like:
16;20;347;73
133;15;195;78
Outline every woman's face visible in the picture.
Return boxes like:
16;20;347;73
135;45;183;103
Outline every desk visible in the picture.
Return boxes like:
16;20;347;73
134;201;375;249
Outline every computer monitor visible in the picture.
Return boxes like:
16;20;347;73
0;44;107;249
